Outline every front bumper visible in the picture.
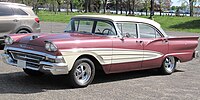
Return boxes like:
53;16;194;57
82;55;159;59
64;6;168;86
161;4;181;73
1;53;69;75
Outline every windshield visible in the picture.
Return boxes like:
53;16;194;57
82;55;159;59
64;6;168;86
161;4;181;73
65;19;117;36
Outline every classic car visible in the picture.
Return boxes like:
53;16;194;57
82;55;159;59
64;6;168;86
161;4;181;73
1;15;199;88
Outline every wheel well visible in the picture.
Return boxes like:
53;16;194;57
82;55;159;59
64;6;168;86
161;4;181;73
174;57;179;62
164;56;180;62
77;55;103;71
17;28;32;33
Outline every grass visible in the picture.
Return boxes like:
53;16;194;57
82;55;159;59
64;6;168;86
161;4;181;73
38;11;200;33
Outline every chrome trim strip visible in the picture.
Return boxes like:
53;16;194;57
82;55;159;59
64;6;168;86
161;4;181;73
1;53;68;75
4;47;62;59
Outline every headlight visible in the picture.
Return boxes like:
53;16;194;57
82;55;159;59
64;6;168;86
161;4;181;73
45;42;57;52
4;36;14;45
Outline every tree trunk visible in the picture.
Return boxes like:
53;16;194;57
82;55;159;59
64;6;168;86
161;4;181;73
70;0;73;12
150;0;154;19
159;1;162;16
84;0;89;13
120;0;123;14
128;0;131;14
189;0;194;16
57;0;61;12
146;9;148;16
103;0;108;14
116;0;119;14
132;0;135;15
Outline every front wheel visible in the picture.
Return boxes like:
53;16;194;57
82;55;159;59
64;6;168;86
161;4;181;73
160;56;177;75
69;58;95;88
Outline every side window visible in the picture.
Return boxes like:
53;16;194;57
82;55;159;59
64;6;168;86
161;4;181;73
95;21;116;35
65;20;94;33
13;8;28;15
117;23;137;38
78;20;93;33
0;6;13;16
139;24;161;38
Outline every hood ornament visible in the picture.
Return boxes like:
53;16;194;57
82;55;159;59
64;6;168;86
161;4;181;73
30;35;39;40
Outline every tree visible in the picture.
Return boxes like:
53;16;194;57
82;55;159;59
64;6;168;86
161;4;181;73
116;0;119;14
143;0;151;16
56;0;62;12
103;0;108;13
150;0;154;19
189;0;194;16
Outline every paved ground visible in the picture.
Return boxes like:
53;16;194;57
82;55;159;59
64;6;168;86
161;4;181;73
0;22;200;100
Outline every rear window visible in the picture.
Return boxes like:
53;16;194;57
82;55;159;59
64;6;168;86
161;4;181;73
13;8;28;15
0;5;13;16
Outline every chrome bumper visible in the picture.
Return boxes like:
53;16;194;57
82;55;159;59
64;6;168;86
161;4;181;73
1;53;69;75
193;51;199;58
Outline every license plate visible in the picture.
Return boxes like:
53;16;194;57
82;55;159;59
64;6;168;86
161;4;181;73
17;60;26;68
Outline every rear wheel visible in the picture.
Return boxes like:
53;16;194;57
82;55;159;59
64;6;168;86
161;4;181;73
160;56;177;75
23;68;44;76
69;58;95;88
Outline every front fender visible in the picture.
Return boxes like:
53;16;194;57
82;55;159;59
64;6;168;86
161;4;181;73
60;48;112;71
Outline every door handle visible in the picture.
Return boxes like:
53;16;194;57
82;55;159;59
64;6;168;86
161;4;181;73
162;39;168;43
136;41;143;44
13;19;19;22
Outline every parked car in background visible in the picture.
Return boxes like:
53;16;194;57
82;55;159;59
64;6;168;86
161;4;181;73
1;15;199;88
0;2;40;47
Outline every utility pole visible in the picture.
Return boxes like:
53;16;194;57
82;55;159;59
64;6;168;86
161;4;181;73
149;0;154;20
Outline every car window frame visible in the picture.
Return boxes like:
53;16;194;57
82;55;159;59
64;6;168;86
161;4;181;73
115;22;139;38
137;23;165;39
0;5;14;16
12;7;28;16
68;18;118;36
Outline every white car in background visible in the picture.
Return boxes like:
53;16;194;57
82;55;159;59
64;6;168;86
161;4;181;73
0;2;41;47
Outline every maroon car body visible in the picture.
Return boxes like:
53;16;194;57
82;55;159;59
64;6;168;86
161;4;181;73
1;15;199;87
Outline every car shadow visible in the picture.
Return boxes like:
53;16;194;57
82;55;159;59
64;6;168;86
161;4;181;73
170;19;200;29
0;69;184;94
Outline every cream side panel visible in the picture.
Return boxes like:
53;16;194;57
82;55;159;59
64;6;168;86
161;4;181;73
60;48;164;71
60;50;112;71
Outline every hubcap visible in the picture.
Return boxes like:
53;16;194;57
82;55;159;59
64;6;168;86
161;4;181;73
164;56;175;72
74;62;92;85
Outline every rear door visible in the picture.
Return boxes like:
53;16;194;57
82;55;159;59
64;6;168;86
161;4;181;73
138;23;169;69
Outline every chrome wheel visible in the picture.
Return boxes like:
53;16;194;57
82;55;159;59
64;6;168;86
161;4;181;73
161;56;176;75
69;58;95;88
74;62;92;85
164;56;175;73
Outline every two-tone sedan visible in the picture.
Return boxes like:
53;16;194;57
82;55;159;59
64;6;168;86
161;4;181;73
1;15;199;88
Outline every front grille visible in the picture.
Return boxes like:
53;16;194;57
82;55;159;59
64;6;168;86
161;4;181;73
9;51;45;68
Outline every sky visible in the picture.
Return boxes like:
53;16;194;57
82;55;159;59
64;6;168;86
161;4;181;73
171;0;185;6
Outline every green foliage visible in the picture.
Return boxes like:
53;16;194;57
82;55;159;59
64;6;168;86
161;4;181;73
38;11;200;33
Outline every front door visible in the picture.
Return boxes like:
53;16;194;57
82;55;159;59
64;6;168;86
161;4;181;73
110;22;143;73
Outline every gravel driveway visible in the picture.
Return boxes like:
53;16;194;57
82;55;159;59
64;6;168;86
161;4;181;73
0;22;200;100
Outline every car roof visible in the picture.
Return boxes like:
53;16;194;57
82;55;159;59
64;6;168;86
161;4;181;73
73;15;161;29
0;2;26;7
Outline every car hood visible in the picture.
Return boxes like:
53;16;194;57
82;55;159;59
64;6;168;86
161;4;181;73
17;33;106;47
